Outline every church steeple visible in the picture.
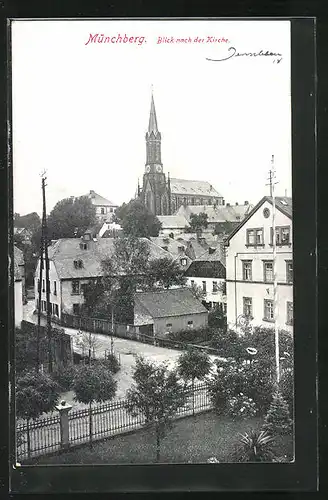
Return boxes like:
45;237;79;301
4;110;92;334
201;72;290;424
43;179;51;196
145;89;162;170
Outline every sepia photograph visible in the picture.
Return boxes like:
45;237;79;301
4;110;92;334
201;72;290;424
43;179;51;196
10;19;296;469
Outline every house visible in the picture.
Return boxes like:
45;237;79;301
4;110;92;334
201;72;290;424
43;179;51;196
185;245;227;312
150;236;192;270
176;202;253;235
86;190;118;222
14;246;25;326
14;227;33;245
133;288;208;336
156;215;190;237
34;234;170;320
98;221;123;238
225;196;293;332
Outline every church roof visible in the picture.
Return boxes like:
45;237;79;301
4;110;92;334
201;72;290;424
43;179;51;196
87;190;117;207
169;178;222;198
148;93;159;135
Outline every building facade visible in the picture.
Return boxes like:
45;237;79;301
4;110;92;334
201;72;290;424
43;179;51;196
225;196;293;333
87;190;118;222
141;93;224;216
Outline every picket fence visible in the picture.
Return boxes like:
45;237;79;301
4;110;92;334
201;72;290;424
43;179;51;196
16;382;212;462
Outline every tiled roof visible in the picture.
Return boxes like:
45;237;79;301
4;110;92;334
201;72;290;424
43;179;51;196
275;197;292;218
170;178;222;198
157;215;190;229
87;190;117;207
134;288;208;319
185;260;226;279
47;237;169;280
176;203;253;223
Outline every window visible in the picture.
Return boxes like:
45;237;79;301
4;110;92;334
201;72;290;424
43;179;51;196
80;283;88;295
54;304;59;317
166;322;172;330
264;299;274;322
202;281;207;292
243;297;253;317
190;280;195;287
73;304;80;315
74;259;83;269
180;258;187;266
242;261;252;281
110;207;114;213
53;281;57;296
79;243;88;250
187;320;194;328
246;228;264;246
271;226;291;246
212;281;218;293
101;207;105;214
72;280;80;295
42;300;46;312
286;261;293;283
263;261;274;282
286;301;293;325
42;279;45;292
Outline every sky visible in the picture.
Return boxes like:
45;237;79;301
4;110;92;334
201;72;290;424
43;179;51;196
11;20;291;216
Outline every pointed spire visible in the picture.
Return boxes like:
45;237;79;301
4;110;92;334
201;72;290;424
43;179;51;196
148;89;159;135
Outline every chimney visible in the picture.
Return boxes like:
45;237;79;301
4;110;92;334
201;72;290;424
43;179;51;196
209;247;215;255
226;203;230;207
90;190;95;198
178;245;185;253
235;202;239;206
244;201;249;205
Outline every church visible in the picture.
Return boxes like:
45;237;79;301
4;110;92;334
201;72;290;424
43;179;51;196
140;93;224;216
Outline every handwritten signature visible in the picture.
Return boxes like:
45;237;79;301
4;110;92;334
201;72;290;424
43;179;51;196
206;46;283;63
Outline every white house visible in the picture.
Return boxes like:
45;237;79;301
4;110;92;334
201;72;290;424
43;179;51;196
14;246;24;326
184;245;227;312
156;215;190;237
34;234;171;320
86;190;118;222
225;196;293;333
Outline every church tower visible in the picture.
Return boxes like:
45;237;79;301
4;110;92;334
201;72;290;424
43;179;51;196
142;91;171;216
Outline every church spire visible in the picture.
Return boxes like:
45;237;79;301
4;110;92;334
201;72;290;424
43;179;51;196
148;90;159;136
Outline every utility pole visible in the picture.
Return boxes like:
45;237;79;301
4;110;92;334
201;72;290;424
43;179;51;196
41;173;53;373
267;155;280;384
36;240;44;372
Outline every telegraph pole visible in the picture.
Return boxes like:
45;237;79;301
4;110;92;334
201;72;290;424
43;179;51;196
267;155;280;384
41;173;53;373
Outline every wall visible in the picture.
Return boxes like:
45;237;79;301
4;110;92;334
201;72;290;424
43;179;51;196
61;279;90;315
186;276;226;308
153;312;208;334
226;199;293;332
15;280;23;326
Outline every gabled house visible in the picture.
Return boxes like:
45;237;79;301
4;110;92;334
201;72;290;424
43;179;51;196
184;245;227;312
225;196;293;332
156;215;190;237
34;235;169;320
133;288;208;336
150;236;192;270
86;190;118;222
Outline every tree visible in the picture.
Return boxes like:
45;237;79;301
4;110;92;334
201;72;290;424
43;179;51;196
146;257;187;289
177;348;211;415
75;331;102;362
47;195;97;240
189;282;206;302
16;371;60;457
187;212;208;234
263;391;293;436
114;199;162;237
208;303;227;329
73;364;117;447
126;357;188;462
14;212;41;231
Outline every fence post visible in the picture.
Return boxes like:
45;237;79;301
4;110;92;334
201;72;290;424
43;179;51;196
56;401;73;449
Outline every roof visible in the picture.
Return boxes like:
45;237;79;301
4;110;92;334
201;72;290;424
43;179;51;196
176;203;253;223
225;196;293;244
134;288;208;319
14;246;24;280
47;237;170;280
157;215;190;229
170;178;222;198
87;190;117;207
185;260;226;279
147;93;159;136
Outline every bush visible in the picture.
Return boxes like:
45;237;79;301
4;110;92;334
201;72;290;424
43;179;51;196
167;326;215;345
16;371;60;420
210;329;247;360
280;367;294;415
51;364;77;392
263;391;293;436
233;429;276;462
208;306;227;330
208;360;246;415
226;394;258;419
96;353;120;374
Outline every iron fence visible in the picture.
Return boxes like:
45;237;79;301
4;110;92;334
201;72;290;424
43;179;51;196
16;383;212;461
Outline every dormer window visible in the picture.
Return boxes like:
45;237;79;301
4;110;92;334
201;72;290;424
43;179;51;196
80;242;88;250
180;258;187;266
162;246;168;251
74;259;83;269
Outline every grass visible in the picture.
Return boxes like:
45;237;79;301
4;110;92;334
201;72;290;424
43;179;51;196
29;412;293;465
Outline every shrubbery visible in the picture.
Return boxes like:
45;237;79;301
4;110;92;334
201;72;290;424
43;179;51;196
167;326;215;345
51;364;77;392
96;353;120;374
